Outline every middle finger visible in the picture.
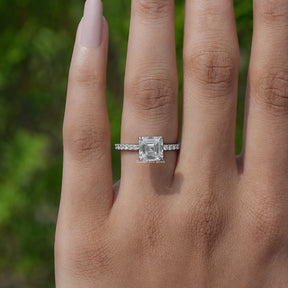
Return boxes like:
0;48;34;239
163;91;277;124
179;0;240;174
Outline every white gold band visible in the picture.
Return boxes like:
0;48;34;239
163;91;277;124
114;144;180;151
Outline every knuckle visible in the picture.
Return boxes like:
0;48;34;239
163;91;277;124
70;235;114;279
193;198;225;245
73;243;112;279
184;50;237;97
141;211;164;250
258;0;288;23
135;0;171;20
253;73;288;116
139;203;165;250
126;200;165;252
69;64;105;90
175;193;225;248
63;122;109;160
56;223;115;280
247;201;285;246
126;76;176;118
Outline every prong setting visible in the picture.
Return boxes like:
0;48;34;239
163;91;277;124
139;136;164;162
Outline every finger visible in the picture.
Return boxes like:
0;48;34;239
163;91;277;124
243;0;288;185
61;0;113;224
120;0;178;190
178;0;240;173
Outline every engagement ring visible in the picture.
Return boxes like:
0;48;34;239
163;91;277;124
115;136;180;163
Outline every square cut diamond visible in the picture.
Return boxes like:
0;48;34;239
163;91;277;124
139;136;164;162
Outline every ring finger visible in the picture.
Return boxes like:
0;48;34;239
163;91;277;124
120;0;179;194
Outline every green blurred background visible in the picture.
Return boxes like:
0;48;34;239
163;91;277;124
0;0;252;287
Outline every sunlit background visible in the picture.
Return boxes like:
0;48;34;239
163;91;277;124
0;0;252;287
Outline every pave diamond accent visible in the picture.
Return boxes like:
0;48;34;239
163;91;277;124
115;144;139;151
139;136;164;162
163;144;180;151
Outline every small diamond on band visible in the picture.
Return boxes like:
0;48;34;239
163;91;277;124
115;136;180;163
115;144;139;151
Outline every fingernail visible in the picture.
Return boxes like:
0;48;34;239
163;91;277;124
80;0;103;48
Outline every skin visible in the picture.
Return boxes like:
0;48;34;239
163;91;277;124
55;0;288;287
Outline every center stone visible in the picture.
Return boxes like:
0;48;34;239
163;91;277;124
139;136;164;162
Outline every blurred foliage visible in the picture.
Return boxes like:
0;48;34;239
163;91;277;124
0;0;252;287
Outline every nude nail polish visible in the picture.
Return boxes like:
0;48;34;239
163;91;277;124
80;0;103;48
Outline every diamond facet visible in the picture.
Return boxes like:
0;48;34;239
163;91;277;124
139;136;164;162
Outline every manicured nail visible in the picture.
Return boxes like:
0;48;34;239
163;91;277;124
80;0;103;48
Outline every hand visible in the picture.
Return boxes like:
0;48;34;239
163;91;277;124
55;0;288;287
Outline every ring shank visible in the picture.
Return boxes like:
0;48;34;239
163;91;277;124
115;144;139;151
115;144;180;151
